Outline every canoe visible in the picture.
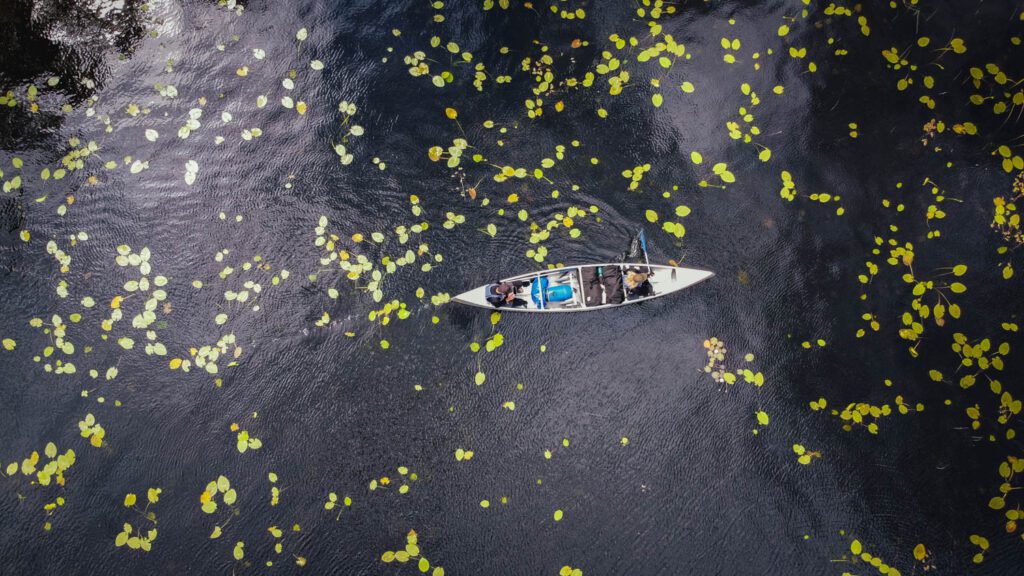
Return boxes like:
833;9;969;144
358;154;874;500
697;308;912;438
452;263;714;312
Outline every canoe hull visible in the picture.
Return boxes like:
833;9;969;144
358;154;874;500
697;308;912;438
452;263;714;312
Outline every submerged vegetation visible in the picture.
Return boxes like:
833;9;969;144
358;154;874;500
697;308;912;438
1;0;1023;573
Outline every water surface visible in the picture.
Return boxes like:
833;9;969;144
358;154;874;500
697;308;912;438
1;0;1022;574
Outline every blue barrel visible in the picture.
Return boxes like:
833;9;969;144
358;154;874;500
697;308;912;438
547;285;573;302
531;277;573;308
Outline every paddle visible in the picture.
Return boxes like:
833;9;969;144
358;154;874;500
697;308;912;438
639;229;651;273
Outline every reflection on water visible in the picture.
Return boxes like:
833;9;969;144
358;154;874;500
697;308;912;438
0;0;147;150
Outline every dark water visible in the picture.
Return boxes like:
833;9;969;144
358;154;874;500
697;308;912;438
2;0;1023;574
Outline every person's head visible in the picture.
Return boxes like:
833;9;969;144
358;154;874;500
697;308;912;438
495;282;516;300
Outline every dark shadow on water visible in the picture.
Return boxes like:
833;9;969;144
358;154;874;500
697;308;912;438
0;0;148;147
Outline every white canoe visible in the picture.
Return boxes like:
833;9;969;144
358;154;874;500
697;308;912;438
452;263;714;312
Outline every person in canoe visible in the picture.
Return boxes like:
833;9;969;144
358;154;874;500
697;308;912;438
624;267;653;298
619;230;653;298
485;280;530;308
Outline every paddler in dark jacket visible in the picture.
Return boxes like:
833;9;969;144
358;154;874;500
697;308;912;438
485;280;529;308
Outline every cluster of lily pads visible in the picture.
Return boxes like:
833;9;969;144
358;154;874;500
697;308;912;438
2;442;76;530
109;244;169;355
380;529;444;575
369;466;418;494
841;538;902;576
323;491;352;521
114;488;161;552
